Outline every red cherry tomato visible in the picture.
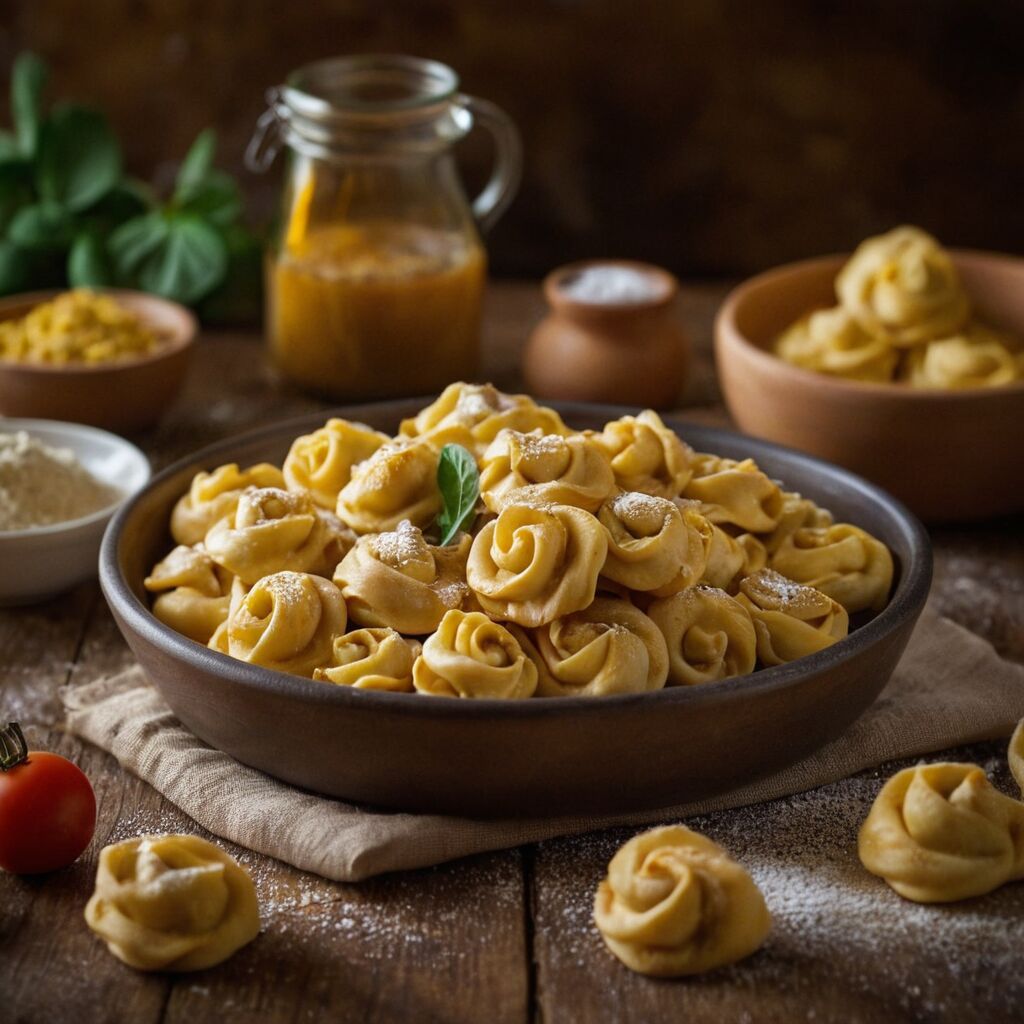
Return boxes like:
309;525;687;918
0;741;97;874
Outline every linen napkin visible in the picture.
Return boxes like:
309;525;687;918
63;601;1024;882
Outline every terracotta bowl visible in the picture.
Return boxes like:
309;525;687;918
100;400;931;818
715;250;1024;522
0;289;196;433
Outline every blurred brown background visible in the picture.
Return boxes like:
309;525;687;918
3;0;1023;278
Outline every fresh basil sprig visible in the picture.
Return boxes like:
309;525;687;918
436;444;480;546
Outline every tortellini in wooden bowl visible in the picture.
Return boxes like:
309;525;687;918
147;383;895;699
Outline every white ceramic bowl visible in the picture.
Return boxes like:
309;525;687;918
0;419;150;605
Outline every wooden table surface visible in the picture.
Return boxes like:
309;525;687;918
2;281;1023;1024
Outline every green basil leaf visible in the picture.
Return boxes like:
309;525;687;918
177;170;241;227
11;52;48;157
36;105;121;211
88;178;153;223
108;212;169;275
0;130;22;163
68;231;113;287
0;239;32;295
436;443;480;545
7;202;74;251
173;128;216;202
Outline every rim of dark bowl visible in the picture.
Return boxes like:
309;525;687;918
99;399;933;720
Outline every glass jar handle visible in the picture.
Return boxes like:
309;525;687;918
459;94;522;234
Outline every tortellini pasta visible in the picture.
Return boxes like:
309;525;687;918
696;521;766;592
900;326;1022;389
283;417;389;509
479;429;615;512
144;545;233;644
334;520;470;635
682;456;783;533
759;491;833;555
511;598;668;697
858;760;1024;903
467;501;608;627
205;486;352;585
84;834;260;971
736;569;849;666
170;462;285;547
412;609;538;699
648;586;757;686
593;410;694;497
770;522;894;614
593;826;771;977
313;627;420;692
223;571;347;677
599;493;711;596
775;305;898;382
336;439;441;534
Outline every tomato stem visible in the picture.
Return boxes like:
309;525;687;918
0;722;28;771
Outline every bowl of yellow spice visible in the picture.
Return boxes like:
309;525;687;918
715;227;1024;521
0;289;196;433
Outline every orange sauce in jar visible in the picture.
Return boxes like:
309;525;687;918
268;220;486;400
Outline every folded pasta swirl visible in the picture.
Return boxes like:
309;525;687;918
759;491;834;555
775;306;897;382
648;586;757;686
593;410;693;497
467;502;608;627
313;627;420;692
479;429;615;513
334;521;470;634
594;826;771;977
600;493;711;596
144;545;233;643
695;520;767;592
84;834;260;971
413;609;538;698
836;225;970;346
682;455;784;533
769;523;894;613
858;762;1024;903
736;569;848;665
224;571;347;677
283;417;389;509
511;598;668;697
901;327;1022;389
170;462;285;547
205;486;352;585
335;440;441;534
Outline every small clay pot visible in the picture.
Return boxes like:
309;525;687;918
524;260;689;408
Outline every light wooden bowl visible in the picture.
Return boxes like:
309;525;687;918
715;251;1024;522
0;289;196;433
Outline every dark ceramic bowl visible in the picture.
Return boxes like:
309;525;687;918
100;400;931;817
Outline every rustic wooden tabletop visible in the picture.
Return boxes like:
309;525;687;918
2;281;1022;1024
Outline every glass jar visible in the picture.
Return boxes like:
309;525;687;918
247;55;521;400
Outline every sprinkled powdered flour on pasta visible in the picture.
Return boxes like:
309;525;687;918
372;520;430;567
0;430;119;531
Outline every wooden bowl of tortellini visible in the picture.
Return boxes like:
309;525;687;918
716;227;1024;521
100;384;931;817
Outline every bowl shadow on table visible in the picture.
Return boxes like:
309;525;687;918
100;399;931;819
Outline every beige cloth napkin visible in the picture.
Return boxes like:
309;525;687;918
63;601;1024;882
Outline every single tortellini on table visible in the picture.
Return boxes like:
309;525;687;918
467;501;608;627
84;834;260;972
335;439;441;535
399;381;569;455
594;825;770;977
204;486;352;585
144;545;233;644
900;326;1023;389
479;429;615;513
313;627;421;692
682;455;784;533
770;522;894;614
775;305;897;382
283;417;389;509
648;585;757;686
835;225;970;346
223;571;347;677
333;520;471;635
170;462;285;547
510;597;668;697
599;492;711;596
413;609;538;699
858;761;1024;903
736;568;849;666
592;409;694;498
